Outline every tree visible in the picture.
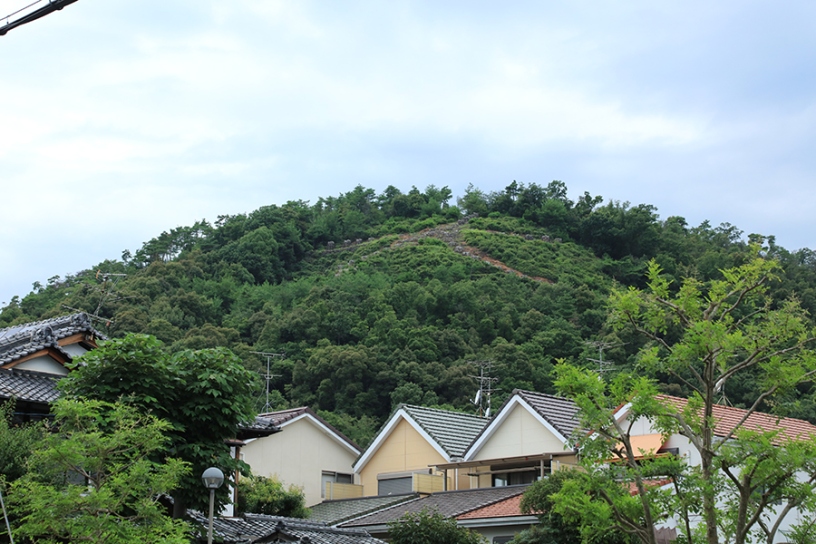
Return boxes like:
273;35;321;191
554;253;816;544
0;401;43;484
514;470;631;544
388;509;486;544
236;475;309;518
9;399;190;544
59;333;260;515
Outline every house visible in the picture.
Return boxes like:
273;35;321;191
605;394;816;543
241;407;361;507
187;511;386;543
352;404;489;496
0;313;102;421
338;485;536;542
431;390;581;490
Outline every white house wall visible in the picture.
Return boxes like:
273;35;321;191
473;403;567;460
13;356;69;376
241;416;358;507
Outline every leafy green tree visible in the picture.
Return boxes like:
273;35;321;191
554;253;816;544
9;399;190;544
236;475;309;518
514;470;632;544
388;509;486;544
0;401;43;484
59;334;260;516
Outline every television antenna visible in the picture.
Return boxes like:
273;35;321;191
61;270;127;329
470;360;499;418
251;351;284;412
585;340;619;375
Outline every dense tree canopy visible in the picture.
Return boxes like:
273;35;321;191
9;399;190;544
3;182;816;445
59;334;260;515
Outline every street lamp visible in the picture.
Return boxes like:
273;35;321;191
201;467;224;544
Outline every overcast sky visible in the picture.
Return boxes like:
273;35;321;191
1;0;815;307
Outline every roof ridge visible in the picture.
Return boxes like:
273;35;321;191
401;404;488;420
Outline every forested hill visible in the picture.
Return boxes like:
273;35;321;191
3;181;816;445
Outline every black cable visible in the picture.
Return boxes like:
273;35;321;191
1;0;79;36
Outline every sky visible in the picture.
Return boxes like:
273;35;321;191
1;0;815;307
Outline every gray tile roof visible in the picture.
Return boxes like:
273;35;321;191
340;485;529;529
187;511;386;543
513;390;581;439
309;494;419;526
237;416;281;439
0;368;60;405
0;312;103;366
400;405;488;459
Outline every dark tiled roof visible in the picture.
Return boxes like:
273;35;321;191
0;313;103;366
258;406;360;452
237;416;281;439
514;390;581;439
400;405;489;459
0;368;59;404
310;494;419;525
187;511;386;543
340;485;529;528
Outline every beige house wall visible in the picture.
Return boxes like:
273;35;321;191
473;403;567;460
241;416;358;507
357;418;449;496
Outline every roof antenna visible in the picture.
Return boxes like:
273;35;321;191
251;351;284;412
585;340;619;377
470;360;499;418
62;270;128;330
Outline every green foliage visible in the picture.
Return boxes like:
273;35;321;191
236;475;309;518
4;182;816;446
0;401;43;484
556;254;816;544
8;399;190;544
387;509;486;544
59;334;260;514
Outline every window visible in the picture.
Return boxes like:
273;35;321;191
492;469;537;487
493;537;515;544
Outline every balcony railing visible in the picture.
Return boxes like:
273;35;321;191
324;481;364;500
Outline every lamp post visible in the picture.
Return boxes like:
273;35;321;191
201;467;224;544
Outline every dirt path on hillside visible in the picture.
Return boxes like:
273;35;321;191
387;221;553;284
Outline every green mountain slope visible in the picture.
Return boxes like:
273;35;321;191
3;182;816;444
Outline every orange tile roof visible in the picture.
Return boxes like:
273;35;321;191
456;494;529;520
657;395;816;445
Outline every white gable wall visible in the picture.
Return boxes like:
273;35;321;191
241;415;358;507
473;403;567;460
14;356;69;376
